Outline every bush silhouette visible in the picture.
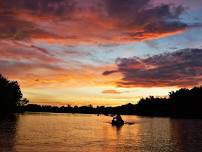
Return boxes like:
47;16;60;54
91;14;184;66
0;74;28;112
22;86;202;118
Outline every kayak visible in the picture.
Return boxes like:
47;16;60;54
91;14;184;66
111;118;124;126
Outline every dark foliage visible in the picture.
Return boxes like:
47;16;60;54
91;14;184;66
135;96;170;116
23;86;202;118
23;103;137;115
0;74;28;113
168;87;202;117
130;86;202;118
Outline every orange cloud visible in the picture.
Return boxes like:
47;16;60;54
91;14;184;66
0;0;189;44
102;90;123;94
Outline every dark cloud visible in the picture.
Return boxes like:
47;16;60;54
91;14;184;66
0;0;75;40
104;0;184;23
103;0;187;40
102;70;117;76
103;48;202;87
0;14;59;40
0;0;194;43
0;15;31;40
1;0;75;16
105;0;150;19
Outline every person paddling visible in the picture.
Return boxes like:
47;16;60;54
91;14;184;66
112;114;124;126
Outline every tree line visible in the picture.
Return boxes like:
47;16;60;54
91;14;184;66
24;87;202;118
1;74;202;118
136;87;202;118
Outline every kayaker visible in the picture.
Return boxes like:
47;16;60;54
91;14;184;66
112;114;124;126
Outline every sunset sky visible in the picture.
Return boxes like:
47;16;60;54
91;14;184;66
1;0;202;106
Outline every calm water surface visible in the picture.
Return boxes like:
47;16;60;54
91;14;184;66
1;113;202;152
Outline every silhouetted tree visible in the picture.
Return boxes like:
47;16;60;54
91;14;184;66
168;87;202;117
21;86;202;118
0;74;28;112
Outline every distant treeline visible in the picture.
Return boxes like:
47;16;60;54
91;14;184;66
23;86;202;118
1;73;202;118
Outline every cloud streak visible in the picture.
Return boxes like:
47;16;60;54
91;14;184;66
0;41;61;63
103;48;202;87
0;0;189;44
102;89;123;94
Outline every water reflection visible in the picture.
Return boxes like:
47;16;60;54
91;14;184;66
170;119;202;152
1;113;202;152
112;125;123;137
0;114;18;152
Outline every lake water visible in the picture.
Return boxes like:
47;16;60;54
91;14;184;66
1;113;202;152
